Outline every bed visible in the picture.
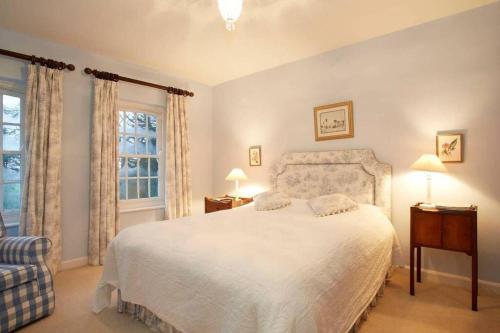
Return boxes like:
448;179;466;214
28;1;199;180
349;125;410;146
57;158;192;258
93;149;398;333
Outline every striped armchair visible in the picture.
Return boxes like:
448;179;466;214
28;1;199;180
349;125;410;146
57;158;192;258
0;217;55;333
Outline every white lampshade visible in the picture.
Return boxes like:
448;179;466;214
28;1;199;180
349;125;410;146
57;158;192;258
411;154;447;173
225;168;248;181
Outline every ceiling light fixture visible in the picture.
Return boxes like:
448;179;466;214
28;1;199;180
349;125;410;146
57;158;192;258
217;0;243;31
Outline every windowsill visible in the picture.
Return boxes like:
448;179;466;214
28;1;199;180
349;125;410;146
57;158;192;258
120;205;165;214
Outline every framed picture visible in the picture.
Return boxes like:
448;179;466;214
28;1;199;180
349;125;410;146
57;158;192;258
313;101;354;141
436;133;463;163
249;145;261;166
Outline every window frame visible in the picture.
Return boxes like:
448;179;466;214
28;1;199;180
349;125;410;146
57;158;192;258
0;82;25;228
118;101;165;212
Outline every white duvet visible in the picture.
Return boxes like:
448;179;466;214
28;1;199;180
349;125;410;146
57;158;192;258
93;200;398;333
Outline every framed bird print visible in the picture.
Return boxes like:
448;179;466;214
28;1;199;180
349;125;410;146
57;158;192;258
313;101;354;141
436;133;463;163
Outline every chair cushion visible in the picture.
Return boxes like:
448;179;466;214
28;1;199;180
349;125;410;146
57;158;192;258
0;279;39;310
0;264;38;292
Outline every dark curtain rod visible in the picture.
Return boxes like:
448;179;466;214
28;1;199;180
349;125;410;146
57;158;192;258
84;67;194;97
0;48;75;71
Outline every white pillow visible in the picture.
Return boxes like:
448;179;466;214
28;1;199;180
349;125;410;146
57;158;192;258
254;191;291;211
307;193;358;217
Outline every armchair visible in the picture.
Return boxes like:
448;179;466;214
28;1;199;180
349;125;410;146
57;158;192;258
0;217;55;333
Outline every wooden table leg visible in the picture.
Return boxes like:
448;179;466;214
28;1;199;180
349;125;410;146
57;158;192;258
417;246;421;283
410;246;415;295
472;250;478;311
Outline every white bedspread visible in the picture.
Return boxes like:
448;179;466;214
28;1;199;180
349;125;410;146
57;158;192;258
93;200;398;333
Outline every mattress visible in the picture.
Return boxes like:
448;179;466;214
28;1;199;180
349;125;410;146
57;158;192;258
93;199;398;333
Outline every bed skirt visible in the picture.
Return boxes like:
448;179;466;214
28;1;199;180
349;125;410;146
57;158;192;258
117;267;393;333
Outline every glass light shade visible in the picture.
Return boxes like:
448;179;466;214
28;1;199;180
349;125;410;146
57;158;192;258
225;168;247;181
411;154;447;173
217;0;243;31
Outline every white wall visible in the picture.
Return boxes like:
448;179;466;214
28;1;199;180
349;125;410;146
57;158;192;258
0;29;213;261
212;4;500;283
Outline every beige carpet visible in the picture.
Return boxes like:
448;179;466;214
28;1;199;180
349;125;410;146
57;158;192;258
17;266;500;333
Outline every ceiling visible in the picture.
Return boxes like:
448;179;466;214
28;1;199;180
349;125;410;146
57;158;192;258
0;0;496;86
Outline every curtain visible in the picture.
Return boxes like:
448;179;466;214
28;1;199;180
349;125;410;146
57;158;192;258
20;64;63;274
165;94;192;219
88;78;119;266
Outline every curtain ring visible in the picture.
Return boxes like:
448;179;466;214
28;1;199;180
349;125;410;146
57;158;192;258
31;55;36;65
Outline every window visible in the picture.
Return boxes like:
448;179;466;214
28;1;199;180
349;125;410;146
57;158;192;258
118;102;163;211
0;88;24;234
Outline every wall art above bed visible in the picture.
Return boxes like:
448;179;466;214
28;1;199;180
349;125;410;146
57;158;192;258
249;145;262;166
313;100;354;141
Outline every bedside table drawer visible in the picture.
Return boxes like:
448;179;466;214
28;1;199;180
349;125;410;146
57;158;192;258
205;198;232;213
413;212;442;247
442;215;472;253
204;196;253;214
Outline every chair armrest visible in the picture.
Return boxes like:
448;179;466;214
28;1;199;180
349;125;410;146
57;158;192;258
0;236;52;265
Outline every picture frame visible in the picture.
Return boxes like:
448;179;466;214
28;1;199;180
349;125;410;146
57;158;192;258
249;145;262;166
313;101;354;141
436;133;463;163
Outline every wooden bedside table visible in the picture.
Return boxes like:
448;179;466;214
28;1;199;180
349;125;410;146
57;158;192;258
410;204;478;310
204;195;253;213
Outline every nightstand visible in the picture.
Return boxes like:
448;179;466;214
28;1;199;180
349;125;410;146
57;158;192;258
204;195;253;214
410;204;478;310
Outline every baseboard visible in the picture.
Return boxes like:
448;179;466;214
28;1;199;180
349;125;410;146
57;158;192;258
401;265;500;296
60;256;88;271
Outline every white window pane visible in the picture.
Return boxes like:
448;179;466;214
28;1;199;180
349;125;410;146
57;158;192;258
137;113;146;134
137;137;147;154
127;179;138;199
148;137;156;155
125;112;135;133
3;95;21;124
119;157;126;177
126;136;135;154
127;158;138;177
119;136;125;154
139;179;148;198
3;183;20;210
150;158;158;177
150;178;158;197
3;125;20;151
3;154;21;181
119;179;126;200
148;115;157;136
139;158;148;177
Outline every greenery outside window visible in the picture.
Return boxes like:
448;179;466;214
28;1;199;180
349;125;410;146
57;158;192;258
118;101;164;211
0;87;24;235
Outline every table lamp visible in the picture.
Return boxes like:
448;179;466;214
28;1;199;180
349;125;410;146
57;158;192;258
225;168;247;201
411;154;447;208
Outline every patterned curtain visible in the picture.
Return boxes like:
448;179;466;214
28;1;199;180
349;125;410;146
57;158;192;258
20;64;63;274
165;94;192;219
88;78;119;265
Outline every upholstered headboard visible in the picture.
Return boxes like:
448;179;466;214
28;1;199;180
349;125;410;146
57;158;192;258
270;149;392;219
